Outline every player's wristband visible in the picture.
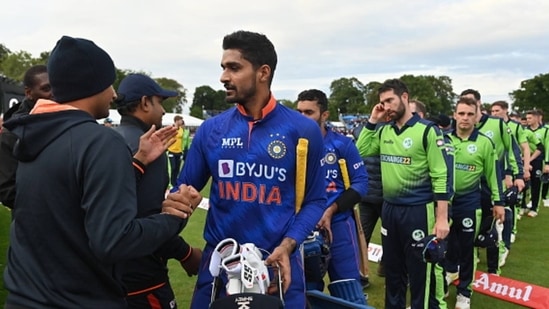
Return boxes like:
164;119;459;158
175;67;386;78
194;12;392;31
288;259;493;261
132;157;146;174
335;188;361;213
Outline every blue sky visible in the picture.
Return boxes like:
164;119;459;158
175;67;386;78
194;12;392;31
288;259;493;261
2;0;548;111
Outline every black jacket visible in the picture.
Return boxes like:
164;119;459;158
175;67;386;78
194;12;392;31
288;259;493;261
3;106;184;308
115;115;192;293
0;99;36;208
353;125;383;205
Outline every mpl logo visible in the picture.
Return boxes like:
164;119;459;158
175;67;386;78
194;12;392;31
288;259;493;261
218;160;234;178
222;137;244;148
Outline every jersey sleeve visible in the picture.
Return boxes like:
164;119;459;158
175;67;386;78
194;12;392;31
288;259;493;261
483;138;504;205
343;139;369;197
516;124;528;144
426;126;453;201
355;121;380;157
502;121;523;178
173;123;211;192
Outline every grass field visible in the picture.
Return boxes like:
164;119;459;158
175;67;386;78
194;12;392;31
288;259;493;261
1;196;549;308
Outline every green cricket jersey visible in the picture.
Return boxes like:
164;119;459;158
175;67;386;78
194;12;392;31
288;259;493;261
356;114;453;205
476;114;523;178
506;119;528;145
449;129;503;210
527;125;549;163
524;128;542;156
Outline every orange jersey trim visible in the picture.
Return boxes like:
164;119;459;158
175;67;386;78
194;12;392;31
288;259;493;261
30;99;78;115
127;282;166;296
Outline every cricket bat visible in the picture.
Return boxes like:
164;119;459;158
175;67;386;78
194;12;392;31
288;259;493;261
339;158;369;277
295;138;308;213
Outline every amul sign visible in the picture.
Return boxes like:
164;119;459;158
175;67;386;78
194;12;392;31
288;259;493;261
473;271;549;308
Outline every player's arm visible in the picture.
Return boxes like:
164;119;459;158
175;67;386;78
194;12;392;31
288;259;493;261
543;129;549;173
502;121;523;179
426;126;452;239
173;124;211;193
356;103;386;157
356;122;381;158
484;139;505;222
516;125;531;179
335;141;369;213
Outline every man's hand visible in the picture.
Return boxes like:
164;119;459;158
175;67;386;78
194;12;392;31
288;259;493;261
433;201;450;239
134;125;177;165
368;103;387;124
161;184;201;219
316;204;336;243
504;175;513;189
265;237;296;293
433;219;450;239
524;167;531;181
544;164;549;174
180;247;203;276
514;178;525;192
493;205;505;223
188;186;203;210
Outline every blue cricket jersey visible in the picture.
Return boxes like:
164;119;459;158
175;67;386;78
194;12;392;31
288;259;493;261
177;96;327;252
322;129;368;220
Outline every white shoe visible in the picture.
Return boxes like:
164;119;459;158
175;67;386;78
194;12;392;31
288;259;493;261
446;271;459;286
510;233;516;243
526;201;532;209
528;210;538;218
544;199;549;207
519;208;527;215
499;248;509;267
455;294;471;309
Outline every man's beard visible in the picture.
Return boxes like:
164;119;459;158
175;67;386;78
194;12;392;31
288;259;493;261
226;83;256;105
389;97;406;121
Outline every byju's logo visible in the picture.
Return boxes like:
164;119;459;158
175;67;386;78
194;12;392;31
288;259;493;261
219;160;234;178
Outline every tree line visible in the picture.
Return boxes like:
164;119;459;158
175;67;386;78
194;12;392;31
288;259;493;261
1;43;548;120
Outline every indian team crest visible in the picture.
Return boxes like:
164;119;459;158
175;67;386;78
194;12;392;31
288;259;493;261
325;152;337;164
403;137;413;149
412;229;425;241
462;218;474;228
467;144;477;154
267;140;287;159
484;130;494;139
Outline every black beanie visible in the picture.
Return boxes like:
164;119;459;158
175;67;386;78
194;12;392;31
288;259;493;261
48;36;116;103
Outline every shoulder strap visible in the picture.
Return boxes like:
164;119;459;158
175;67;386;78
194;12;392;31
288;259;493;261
423;122;438;151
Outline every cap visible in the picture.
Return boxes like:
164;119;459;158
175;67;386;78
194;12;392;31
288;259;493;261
413;234;447;263
437;114;451;127
540;173;549;184
504;186;519;206
48;36;115;103
474;216;498;248
115;73;177;106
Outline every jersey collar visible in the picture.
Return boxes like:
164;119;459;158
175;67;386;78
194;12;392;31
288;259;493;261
390;113;420;134
451;127;480;141
236;94;277;121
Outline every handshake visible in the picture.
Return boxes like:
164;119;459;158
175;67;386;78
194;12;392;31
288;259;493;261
162;184;203;220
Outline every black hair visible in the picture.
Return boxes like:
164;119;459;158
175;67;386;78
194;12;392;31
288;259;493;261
222;30;277;86
460;89;481;101
297;89;328;113
117;100;141;116
378;79;409;97
23;65;47;88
